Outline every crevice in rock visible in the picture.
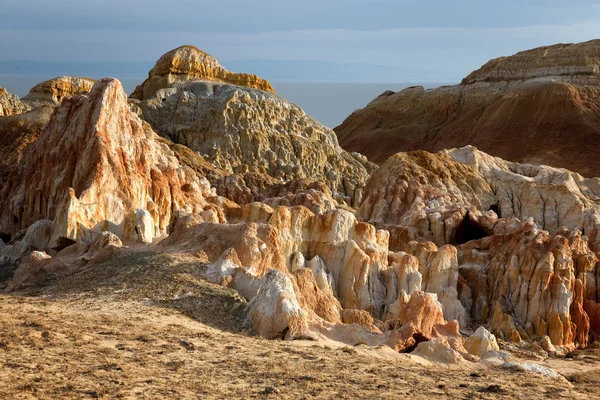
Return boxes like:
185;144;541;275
401;332;430;353
488;203;501;218
453;213;489;245
53;236;76;252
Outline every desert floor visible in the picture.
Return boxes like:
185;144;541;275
0;251;598;399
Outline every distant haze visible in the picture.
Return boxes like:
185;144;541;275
0;74;448;128
1;0;599;83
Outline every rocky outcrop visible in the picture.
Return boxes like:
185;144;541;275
22;76;95;108
335;39;600;177
359;145;600;349
0;78;212;246
133;80;375;206
131;45;274;100
131;47;375;207
0;87;29;116
359;146;600;250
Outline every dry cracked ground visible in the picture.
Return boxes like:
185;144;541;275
0;251;599;399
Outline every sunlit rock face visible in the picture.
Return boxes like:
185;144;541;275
22;76;96;108
335;39;600;178
130;47;376;207
130;45;275;99
0;78;212;247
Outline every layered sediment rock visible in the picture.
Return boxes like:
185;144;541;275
0;78;212;247
131;45;274;99
22;76;95;108
335;39;600;177
131;47;375;207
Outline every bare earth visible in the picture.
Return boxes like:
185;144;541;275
0;250;598;399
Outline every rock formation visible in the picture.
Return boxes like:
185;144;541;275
0;87;29;116
335;39;600;177
358;145;600;349
22;76;95;108
3;41;600;362
0;78;212;247
131;45;274;100
131;47;376;207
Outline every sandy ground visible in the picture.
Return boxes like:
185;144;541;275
0;250;598;399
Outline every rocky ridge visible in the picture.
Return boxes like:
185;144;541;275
335;39;600;177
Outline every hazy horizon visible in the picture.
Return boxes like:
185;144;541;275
1;0;599;83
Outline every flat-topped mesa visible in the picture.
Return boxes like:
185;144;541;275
22;76;96;108
0;78;211;247
462;39;600;85
130;45;275;100
335;39;600;177
0;87;30;116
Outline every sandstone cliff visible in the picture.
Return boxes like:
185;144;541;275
131;45;274;100
335;39;600;177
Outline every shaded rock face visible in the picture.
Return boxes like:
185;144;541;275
335;39;600;177
0;106;54;185
0;87;30;117
22;76;95;108
130;45;274;100
0;78;211;246
133;79;375;206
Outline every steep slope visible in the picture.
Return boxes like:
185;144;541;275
335;39;600;177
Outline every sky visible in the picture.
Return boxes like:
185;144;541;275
1;0;600;82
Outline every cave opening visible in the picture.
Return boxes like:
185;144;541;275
401;332;430;353
53;236;76;251
0;232;11;244
489;203;501;218
453;212;489;245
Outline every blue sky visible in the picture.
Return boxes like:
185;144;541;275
1;0;599;82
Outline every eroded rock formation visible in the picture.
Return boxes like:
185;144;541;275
0;78;212;247
130;47;376;207
130;45;274;99
22;76;95;108
335;39;600;177
2;42;600;362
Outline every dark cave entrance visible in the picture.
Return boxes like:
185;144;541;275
452;212;489;245
401;333;430;353
489;203;501;218
0;232;11;244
